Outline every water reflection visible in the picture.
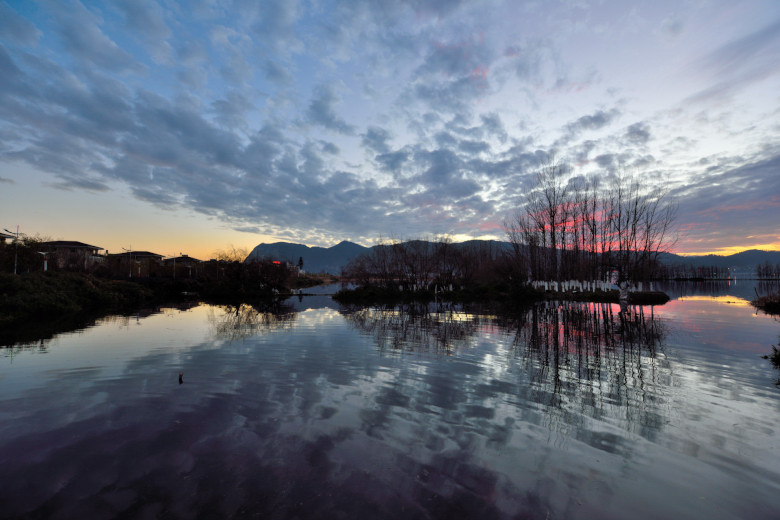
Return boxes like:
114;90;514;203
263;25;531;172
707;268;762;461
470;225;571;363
345;301;669;443
341;302;485;355
657;279;779;301
207;301;297;341
1;296;779;519
510;302;669;447
0;301;201;350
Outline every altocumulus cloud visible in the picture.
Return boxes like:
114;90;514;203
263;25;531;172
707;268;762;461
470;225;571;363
0;0;778;250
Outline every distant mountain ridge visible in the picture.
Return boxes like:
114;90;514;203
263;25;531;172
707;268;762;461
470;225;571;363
245;241;369;274
658;249;780;271
246;241;780;275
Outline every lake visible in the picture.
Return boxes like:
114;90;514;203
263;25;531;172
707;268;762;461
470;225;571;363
1;281;779;519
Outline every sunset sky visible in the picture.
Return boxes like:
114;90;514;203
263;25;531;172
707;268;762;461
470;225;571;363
1;0;779;260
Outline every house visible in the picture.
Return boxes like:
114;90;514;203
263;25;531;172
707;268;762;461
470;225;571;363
108;250;164;261
0;231;15;244
107;251;164;278
42;240;103;256
163;254;203;278
163;254;202;266
41;240;104;270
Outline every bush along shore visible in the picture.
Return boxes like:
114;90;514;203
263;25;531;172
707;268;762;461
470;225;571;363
0;269;329;344
752;292;780;315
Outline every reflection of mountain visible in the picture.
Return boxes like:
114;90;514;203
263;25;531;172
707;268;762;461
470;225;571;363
656;279;779;301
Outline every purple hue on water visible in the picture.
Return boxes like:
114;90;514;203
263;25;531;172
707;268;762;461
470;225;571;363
1;283;779;519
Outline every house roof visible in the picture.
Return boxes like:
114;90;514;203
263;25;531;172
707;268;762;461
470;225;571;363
0;232;14;240
163;254;202;264
108;251;164;259
43;240;102;250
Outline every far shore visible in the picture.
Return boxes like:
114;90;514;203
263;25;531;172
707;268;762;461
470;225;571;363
1;271;675;346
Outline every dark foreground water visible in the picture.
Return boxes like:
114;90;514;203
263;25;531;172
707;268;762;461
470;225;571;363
1;283;779;519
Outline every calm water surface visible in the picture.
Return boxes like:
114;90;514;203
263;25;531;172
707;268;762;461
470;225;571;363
1;283;779;519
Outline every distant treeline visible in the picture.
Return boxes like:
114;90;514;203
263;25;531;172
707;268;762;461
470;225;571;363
756;261;780;279
342;238;512;291
659;264;731;280
657;261;780;279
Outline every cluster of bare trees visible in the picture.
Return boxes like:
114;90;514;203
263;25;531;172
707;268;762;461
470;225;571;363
659;264;730;280
341;237;510;291
756;262;780;279
506;158;677;283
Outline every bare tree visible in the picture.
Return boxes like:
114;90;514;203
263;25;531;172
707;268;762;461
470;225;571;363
212;245;249;263
507;160;677;285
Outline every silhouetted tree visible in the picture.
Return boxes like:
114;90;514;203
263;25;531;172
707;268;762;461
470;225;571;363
506;157;677;285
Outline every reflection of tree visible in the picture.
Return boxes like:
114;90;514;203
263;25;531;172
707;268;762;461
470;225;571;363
340;301;671;515
208;302;297;341
0;302;198;349
762;336;780;386
1;338;49;360
510;301;668;441
343;300;669;442
342;302;485;355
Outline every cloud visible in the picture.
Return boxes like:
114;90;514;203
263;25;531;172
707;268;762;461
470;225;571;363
50;176;111;192
306;85;356;135
113;0;172;62
48;0;144;74
0;1;778;250
664;150;780;251
0;44;26;97
624;122;651;144
361;126;392;154
698;19;780;76
375;150;410;173
480;113;508;143
556;108;621;145
686;19;780;105
249;0;303;56
263;59;295;86
211;91;255;130
0;3;41;46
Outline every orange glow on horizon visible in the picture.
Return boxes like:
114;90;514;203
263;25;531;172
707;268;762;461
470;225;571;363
675;242;780;256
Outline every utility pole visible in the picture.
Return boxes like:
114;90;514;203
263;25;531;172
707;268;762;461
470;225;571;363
122;246;132;278
4;226;19;275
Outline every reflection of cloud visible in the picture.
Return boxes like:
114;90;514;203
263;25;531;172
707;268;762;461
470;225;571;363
2;299;779;517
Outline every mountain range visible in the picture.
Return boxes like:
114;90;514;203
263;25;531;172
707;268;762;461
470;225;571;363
246;241;780;275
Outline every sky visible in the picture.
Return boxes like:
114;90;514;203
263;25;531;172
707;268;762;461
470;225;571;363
1;0;779;260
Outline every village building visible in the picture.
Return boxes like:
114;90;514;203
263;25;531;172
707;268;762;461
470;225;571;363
163;254;203;278
41;240;104;271
107;251;164;278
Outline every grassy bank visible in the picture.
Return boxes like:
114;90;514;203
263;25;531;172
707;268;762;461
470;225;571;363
752;292;780;315
0;272;156;324
0;272;290;345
